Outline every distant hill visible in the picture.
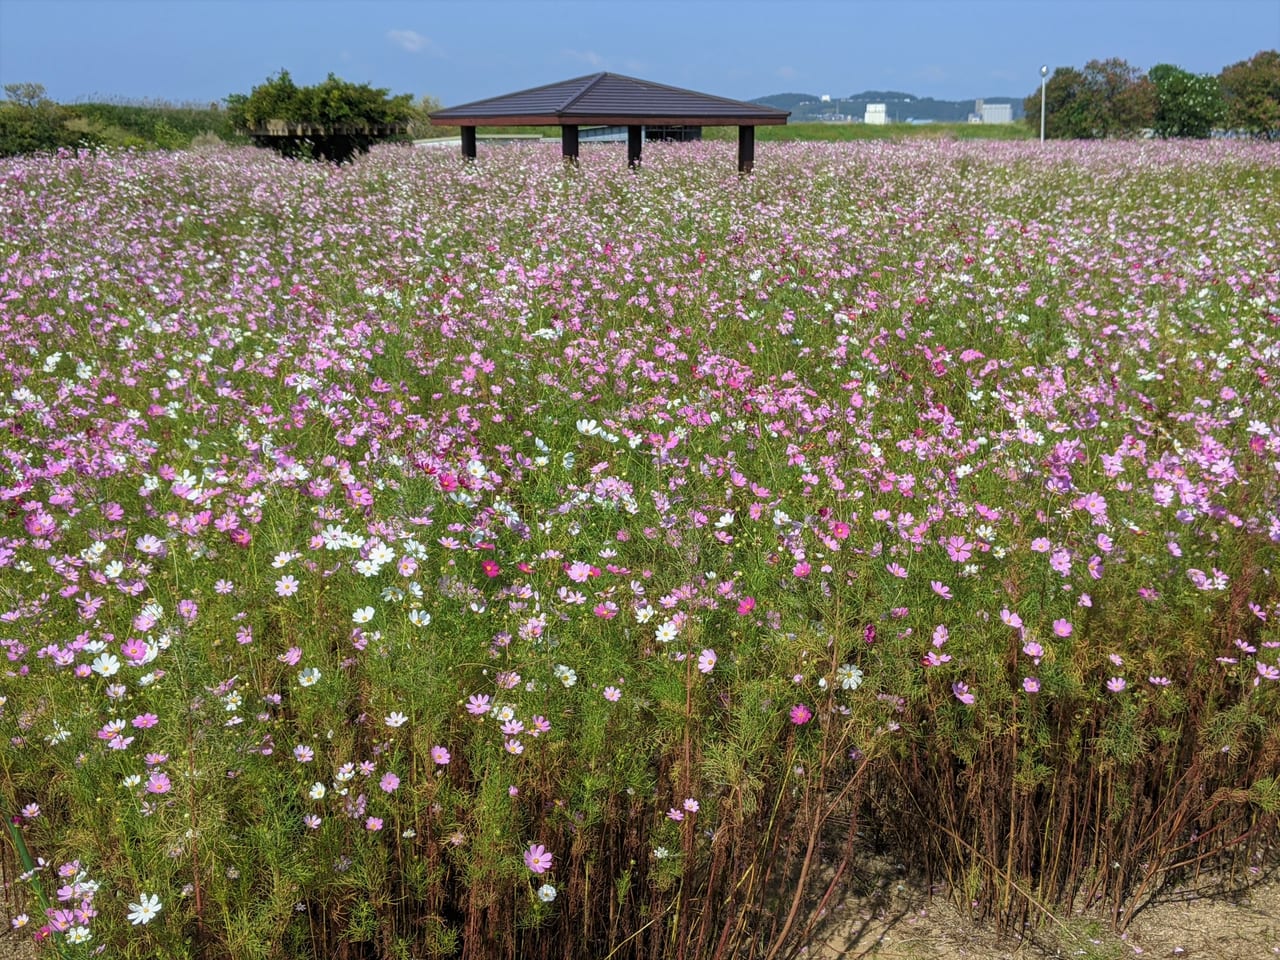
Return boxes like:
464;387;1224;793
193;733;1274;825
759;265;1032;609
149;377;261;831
752;90;1025;123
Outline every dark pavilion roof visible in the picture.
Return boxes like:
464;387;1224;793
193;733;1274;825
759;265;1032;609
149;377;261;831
429;72;790;127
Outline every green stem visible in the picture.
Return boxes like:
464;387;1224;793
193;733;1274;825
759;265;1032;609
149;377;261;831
5;817;70;960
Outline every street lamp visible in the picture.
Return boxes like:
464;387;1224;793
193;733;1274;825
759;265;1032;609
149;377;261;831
1040;65;1048;142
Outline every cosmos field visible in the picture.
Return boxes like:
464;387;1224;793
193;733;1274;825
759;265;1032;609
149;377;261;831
1;139;1278;959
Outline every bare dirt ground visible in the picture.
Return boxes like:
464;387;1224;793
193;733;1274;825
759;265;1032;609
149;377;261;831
2;873;1277;959
803;868;1280;960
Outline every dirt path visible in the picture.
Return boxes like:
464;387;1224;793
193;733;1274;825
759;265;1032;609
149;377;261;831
3;876;1277;958
806;872;1280;960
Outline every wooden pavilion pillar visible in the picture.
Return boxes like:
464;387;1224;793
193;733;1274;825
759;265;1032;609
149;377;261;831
627;125;643;168
460;126;477;161
562;125;579;164
738;125;755;174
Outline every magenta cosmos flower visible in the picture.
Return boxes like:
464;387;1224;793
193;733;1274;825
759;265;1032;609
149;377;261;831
789;704;813;725
524;843;553;874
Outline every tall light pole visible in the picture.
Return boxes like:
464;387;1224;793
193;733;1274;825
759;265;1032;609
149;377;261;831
1040;65;1048;142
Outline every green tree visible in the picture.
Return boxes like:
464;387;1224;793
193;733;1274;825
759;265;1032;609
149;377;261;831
1219;50;1280;139
0;82;86;156
1149;64;1224;138
408;94;455;139
3;82;48;109
1081;58;1155;137
1024;67;1093;138
226;70;414;162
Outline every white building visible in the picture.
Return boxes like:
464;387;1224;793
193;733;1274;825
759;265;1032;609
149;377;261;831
864;103;888;125
970;100;1013;124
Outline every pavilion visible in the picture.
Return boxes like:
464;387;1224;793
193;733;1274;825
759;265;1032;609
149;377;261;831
428;72;789;173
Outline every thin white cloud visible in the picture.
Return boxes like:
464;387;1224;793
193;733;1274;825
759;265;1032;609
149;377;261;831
562;49;605;69
387;29;429;54
776;65;798;80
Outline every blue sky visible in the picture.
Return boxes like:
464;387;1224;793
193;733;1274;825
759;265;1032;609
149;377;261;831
1;0;1276;106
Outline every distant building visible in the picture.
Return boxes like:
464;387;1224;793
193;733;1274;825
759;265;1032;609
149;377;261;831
864;103;888;125
969;99;1013;124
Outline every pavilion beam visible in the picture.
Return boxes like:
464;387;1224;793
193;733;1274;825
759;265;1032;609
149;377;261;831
460;126;477;161
561;124;579;164
627;125;643;168
738;125;755;174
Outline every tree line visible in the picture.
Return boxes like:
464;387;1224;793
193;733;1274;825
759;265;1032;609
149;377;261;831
0;74;449;160
1024;50;1279;139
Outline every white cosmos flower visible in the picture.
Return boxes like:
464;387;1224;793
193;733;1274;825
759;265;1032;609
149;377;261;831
368;542;395;565
352;606;375;624
91;653;121;677
309;782;326;800
298;667;321;687
127;892;162;925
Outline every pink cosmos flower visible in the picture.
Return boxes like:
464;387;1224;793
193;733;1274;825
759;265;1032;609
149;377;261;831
1022;677;1040;693
524;843;553;874
886;562;908;579
145;772;171;794
1106;677;1127;693
379;772;400;793
945;536;973;563
952;682;975;705
931;581;952;599
789;704;813;725
697;649;717;674
603;686;622;702
132;713;158;728
737;596;756;615
365;817;383;831
1053;619;1073;637
465;694;491;715
431;746;451;765
481;560;501;578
